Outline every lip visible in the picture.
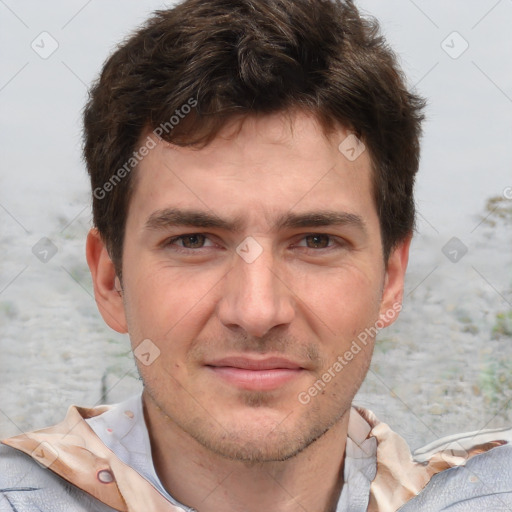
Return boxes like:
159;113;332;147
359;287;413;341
205;356;305;391
206;356;303;371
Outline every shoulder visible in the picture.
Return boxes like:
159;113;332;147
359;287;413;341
399;443;512;511
0;444;116;512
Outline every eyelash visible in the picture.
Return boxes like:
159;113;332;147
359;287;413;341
164;234;215;251
163;233;345;253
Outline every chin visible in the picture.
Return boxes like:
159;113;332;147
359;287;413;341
144;378;352;464
186;409;336;463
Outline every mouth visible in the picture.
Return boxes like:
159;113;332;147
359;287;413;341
205;356;305;391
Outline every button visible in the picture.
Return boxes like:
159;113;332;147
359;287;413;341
97;469;115;484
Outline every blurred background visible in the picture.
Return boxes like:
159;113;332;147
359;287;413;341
0;0;511;451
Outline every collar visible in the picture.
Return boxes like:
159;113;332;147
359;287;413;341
2;397;508;512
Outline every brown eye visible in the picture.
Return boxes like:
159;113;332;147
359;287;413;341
305;234;331;249
180;234;206;248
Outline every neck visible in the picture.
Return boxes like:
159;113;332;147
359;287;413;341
143;392;348;512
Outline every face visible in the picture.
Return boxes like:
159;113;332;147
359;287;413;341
88;111;409;463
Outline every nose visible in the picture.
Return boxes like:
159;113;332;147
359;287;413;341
217;244;295;338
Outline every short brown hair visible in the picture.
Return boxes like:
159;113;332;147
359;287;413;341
83;0;425;278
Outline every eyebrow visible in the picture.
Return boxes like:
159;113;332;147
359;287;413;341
145;209;243;232
144;208;367;235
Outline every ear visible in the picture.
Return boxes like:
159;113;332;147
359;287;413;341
378;234;412;328
86;228;128;334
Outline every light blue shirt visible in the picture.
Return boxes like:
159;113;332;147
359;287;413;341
85;393;378;511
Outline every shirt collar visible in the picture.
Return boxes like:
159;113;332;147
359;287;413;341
3;393;508;511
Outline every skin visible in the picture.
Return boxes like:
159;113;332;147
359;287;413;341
87;111;410;512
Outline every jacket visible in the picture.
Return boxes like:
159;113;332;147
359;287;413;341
1;395;512;511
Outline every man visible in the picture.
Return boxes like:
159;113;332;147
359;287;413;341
1;0;511;510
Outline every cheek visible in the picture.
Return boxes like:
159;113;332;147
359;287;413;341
122;262;222;343
293;264;383;336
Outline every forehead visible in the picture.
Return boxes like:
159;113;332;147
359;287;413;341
128;111;377;231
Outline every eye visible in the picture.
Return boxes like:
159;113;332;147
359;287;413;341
166;234;213;249
296;234;335;249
